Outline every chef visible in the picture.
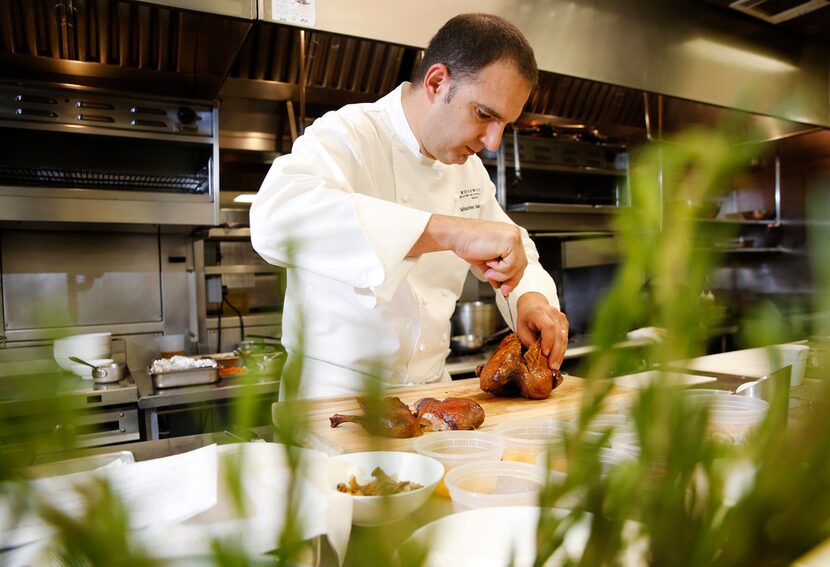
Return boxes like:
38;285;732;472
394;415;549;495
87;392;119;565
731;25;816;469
250;13;568;399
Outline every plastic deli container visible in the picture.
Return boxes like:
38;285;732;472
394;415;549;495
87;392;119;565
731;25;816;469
583;413;632;432
444;460;546;513
493;419;570;468
683;390;769;444
413;431;504;498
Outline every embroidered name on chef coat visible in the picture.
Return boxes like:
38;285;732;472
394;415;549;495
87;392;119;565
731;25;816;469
458;187;481;213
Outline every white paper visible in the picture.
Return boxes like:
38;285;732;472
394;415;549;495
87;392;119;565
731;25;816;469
106;443;218;528
0;443;353;565
0;444;217;550
134;443;353;564
271;0;316;26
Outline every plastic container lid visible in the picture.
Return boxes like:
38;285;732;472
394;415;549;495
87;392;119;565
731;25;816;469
413;431;505;470
444;460;546;513
585;413;631;431
493;419;570;464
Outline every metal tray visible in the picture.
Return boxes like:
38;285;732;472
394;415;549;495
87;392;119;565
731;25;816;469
150;366;219;389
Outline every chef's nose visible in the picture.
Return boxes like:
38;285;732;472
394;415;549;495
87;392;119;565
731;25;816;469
480;122;505;153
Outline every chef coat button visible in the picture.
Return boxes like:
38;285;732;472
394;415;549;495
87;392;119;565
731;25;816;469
419;344;426;352
441;334;448;342
421;297;428;305
402;193;411;203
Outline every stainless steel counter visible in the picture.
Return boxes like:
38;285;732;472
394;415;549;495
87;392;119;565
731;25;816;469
135;369;279;441
30;425;277;465
0;372;140;447
134;370;278;409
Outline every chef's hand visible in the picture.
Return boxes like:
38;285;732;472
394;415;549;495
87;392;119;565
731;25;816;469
516;292;569;370
408;214;527;296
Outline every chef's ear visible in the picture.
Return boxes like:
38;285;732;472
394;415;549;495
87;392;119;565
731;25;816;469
422;64;450;101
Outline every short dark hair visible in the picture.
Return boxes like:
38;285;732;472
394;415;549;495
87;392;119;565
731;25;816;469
416;13;538;89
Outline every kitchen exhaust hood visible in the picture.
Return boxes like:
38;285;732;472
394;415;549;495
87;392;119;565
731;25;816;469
0;0;253;100
729;0;830;23
218;20;648;153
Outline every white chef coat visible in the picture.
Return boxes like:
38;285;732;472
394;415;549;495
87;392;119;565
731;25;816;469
250;84;559;399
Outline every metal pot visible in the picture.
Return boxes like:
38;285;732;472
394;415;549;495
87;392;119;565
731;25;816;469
450;301;511;353
451;300;503;338
451;328;510;354
92;362;125;384
69;356;125;383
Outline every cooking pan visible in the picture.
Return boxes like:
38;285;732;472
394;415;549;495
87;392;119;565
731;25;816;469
451;301;505;338
69;356;125;383
451;327;511;354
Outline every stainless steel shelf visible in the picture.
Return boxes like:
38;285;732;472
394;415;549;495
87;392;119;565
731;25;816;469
204;265;280;275
711;247;803;254
696;218;779;226
206;313;280;330
508;203;624;214
481;159;626;176
200;227;252;240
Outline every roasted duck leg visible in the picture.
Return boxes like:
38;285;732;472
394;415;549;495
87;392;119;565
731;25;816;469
477;333;525;397
414;397;486;431
329;396;423;438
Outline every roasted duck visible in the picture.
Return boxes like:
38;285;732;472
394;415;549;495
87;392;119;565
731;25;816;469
477;333;563;399
330;396;422;438
414;397;485;431
330;395;487;437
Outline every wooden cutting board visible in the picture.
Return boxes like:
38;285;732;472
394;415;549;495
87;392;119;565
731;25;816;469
272;376;636;455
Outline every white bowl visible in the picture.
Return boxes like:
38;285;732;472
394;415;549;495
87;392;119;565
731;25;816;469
329;451;443;526
398;507;553;567
54;333;112;371
444;460;546;513
398;506;647;567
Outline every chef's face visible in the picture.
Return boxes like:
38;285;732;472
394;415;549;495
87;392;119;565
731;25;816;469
419;60;531;165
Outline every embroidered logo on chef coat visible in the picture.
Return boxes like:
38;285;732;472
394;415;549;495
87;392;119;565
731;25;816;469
458;187;481;214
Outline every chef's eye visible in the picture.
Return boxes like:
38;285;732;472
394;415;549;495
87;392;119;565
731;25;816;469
475;107;492;120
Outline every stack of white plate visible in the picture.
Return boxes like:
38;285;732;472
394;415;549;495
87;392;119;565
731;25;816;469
53;333;112;378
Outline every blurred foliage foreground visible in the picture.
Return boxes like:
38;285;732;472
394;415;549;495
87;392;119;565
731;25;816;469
2;123;830;566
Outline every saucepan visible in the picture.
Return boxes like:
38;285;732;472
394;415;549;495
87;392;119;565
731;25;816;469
450;300;511;354
69;356;126;383
451;301;505;337
450;328;511;354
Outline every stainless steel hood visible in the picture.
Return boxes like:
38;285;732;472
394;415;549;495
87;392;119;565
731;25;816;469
0;0;253;100
272;0;830;127
140;0;256;19
217;20;650;155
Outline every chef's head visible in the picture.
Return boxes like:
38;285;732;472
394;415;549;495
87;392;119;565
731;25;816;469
411;13;538;165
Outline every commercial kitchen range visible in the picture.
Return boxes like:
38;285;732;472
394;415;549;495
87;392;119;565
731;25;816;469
0;339;280;446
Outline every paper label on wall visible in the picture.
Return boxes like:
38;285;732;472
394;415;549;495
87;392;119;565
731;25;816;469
271;0;316;26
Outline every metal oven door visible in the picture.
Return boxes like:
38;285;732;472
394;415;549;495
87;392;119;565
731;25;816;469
66;407;140;448
0;82;219;225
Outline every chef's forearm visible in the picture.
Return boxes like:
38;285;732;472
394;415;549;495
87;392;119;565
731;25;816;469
406;214;457;256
